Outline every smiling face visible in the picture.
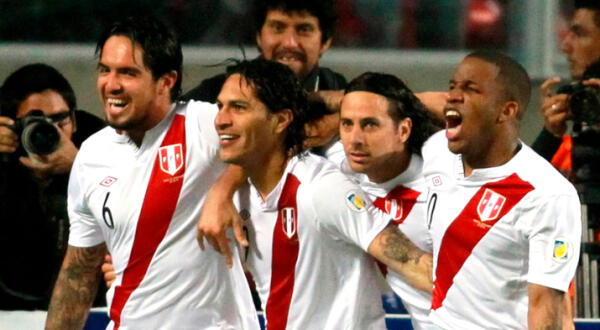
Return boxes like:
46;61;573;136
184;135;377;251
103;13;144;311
444;57;505;159
215;74;290;168
96;35;174;139
340;91;411;183
257;9;331;81
561;9;600;80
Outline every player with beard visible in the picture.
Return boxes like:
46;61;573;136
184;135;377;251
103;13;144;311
45;16;259;330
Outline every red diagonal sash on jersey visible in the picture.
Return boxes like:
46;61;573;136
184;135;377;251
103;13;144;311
373;185;421;225
110;114;187;329
431;173;533;310
373;185;421;275
265;173;301;330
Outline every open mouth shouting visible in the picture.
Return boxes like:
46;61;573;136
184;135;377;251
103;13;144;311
444;108;463;140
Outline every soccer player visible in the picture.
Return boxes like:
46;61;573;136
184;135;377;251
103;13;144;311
422;51;581;329
339;72;438;330
45;17;258;329
214;58;433;329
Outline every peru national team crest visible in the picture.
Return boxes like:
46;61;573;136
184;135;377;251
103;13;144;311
281;207;296;239
477;188;506;221
385;198;403;221
159;144;184;176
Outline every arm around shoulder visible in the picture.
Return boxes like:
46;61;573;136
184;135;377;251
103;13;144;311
367;223;433;293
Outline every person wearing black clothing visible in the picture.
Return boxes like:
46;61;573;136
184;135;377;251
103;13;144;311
0;64;106;310
181;0;345;104
532;0;600;170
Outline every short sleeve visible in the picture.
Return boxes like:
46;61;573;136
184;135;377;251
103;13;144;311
187;100;220;157
67;155;105;247
526;193;581;292
310;171;390;251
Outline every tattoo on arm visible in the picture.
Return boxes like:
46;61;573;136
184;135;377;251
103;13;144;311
372;223;433;293
380;223;424;264
46;244;107;330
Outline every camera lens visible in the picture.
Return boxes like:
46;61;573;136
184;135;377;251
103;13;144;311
21;120;60;155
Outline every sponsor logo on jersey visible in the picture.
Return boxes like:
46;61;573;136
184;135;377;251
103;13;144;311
384;198;403;220
281;207;296;238
100;176;118;187
158;144;184;176
477;188;506;221
552;238;571;263
346;191;366;212
432;175;443;186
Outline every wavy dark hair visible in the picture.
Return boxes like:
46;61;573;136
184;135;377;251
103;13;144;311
0;63;76;119
253;0;337;44
226;58;308;154
345;72;437;155
95;15;183;101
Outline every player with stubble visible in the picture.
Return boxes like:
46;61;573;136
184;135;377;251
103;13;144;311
210;58;433;329
45;17;258;330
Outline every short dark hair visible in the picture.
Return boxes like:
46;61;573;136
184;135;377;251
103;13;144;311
345;72;437;155
95;16;183;100
0;63;76;119
254;0;338;44
466;50;531;116
575;0;600;29
226;58;307;154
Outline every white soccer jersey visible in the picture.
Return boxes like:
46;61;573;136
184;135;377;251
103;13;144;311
68;101;259;330
421;131;581;330
359;154;436;330
236;153;389;330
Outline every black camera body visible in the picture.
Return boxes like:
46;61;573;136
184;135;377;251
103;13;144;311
557;82;600;125
10;110;60;155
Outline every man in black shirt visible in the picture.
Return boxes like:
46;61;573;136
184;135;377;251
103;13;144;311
0;63;106;310
181;0;345;103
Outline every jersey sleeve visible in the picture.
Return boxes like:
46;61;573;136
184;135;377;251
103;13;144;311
67;155;105;247
526;193;581;292
187;100;221;157
310;171;390;251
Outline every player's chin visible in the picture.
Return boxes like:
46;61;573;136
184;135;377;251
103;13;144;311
219;151;241;165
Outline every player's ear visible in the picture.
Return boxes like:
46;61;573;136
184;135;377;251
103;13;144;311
497;101;519;123
274;108;294;134
158;70;178;96
397;117;412;144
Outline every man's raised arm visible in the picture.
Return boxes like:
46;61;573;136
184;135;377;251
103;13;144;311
196;164;247;267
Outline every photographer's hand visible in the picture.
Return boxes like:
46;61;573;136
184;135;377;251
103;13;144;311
0;116;18;153
540;77;570;137
583;77;600;88
20;126;78;180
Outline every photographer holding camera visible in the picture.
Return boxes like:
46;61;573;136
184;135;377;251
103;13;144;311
0;63;105;310
532;0;600;179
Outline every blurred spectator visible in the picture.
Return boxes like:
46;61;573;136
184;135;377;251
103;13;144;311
0;0;508;49
0;63;105;310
